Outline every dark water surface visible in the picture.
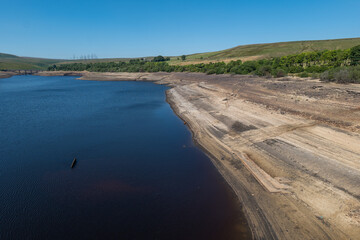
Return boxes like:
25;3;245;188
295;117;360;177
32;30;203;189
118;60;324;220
0;75;251;239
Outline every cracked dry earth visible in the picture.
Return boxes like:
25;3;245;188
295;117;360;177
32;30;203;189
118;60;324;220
167;76;360;240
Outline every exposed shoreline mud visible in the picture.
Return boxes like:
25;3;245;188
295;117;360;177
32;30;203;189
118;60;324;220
9;71;360;239
0;71;19;79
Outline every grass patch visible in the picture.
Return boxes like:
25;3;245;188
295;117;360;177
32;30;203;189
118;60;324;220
172;37;360;64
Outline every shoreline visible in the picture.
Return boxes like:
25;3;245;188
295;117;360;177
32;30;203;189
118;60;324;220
165;92;277;239
0;71;19;79
167;75;360;239
7;71;360;239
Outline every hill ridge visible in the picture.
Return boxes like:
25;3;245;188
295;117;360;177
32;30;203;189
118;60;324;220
1;37;360;70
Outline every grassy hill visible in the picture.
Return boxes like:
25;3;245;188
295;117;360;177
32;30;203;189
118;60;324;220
171;37;360;64
56;56;155;65
0;53;64;70
0;54;148;70
1;37;360;70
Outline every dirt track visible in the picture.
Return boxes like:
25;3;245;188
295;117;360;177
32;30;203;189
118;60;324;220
33;71;360;239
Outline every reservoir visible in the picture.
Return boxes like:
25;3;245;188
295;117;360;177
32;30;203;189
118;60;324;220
0;75;250;239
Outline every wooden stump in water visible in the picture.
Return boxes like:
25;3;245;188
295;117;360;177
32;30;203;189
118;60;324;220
71;158;77;168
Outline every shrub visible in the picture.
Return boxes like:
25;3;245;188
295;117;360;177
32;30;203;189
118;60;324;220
334;69;350;83
349;66;360;83
240;61;258;74
349;45;360;66
152;55;169;62
288;66;304;73
272;68;286;78
320;66;360;83
299;72;309;78
311;72;320;79
256;65;272;76
320;70;332;82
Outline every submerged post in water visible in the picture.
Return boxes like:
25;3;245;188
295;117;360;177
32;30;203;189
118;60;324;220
71;158;77;168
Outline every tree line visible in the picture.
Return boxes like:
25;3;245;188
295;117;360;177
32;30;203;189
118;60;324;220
49;46;360;83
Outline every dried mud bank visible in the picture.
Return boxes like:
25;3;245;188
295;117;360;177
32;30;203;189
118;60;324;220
0;71;19;79
38;71;360;239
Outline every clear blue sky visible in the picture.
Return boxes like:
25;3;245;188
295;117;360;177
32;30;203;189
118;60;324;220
1;0;359;59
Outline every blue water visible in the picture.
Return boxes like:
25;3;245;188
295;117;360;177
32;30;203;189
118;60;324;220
0;75;250;239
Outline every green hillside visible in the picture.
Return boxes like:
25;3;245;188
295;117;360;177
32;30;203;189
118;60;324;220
56;56;154;65
1;37;360;70
0;54;64;70
172;37;360;63
0;53;19;58
0;54;142;70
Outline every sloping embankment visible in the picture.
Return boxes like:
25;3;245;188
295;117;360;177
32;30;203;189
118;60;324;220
167;82;360;239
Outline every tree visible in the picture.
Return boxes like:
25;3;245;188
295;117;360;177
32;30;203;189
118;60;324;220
152;55;169;62
181;55;186;61
349;45;360;66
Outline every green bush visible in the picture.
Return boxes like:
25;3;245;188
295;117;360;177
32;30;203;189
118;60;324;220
349;66;360;82
152;55;170;62
320;66;360;83
256;65;272;76
206;69;216;75
272;68;286;78
299;72;309;78
311;72;320;79
349;45;360;66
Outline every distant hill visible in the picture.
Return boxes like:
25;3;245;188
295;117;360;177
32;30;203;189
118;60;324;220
0;53;19;58
0;53;146;70
0;54;63;70
171;37;360;64
1;37;360;70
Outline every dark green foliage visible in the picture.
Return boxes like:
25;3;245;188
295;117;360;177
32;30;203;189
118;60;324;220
152;55;170;62
52;46;360;83
47;64;57;71
349;45;360;66
181;55;186;61
299;72;309;78
256;65;272;76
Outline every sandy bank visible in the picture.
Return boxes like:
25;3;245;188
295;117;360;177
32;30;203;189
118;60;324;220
0;71;19;79
36;71;360;239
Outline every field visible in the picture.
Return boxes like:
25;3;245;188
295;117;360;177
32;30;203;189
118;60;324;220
169;37;360;64
0;53;149;70
0;53;62;70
